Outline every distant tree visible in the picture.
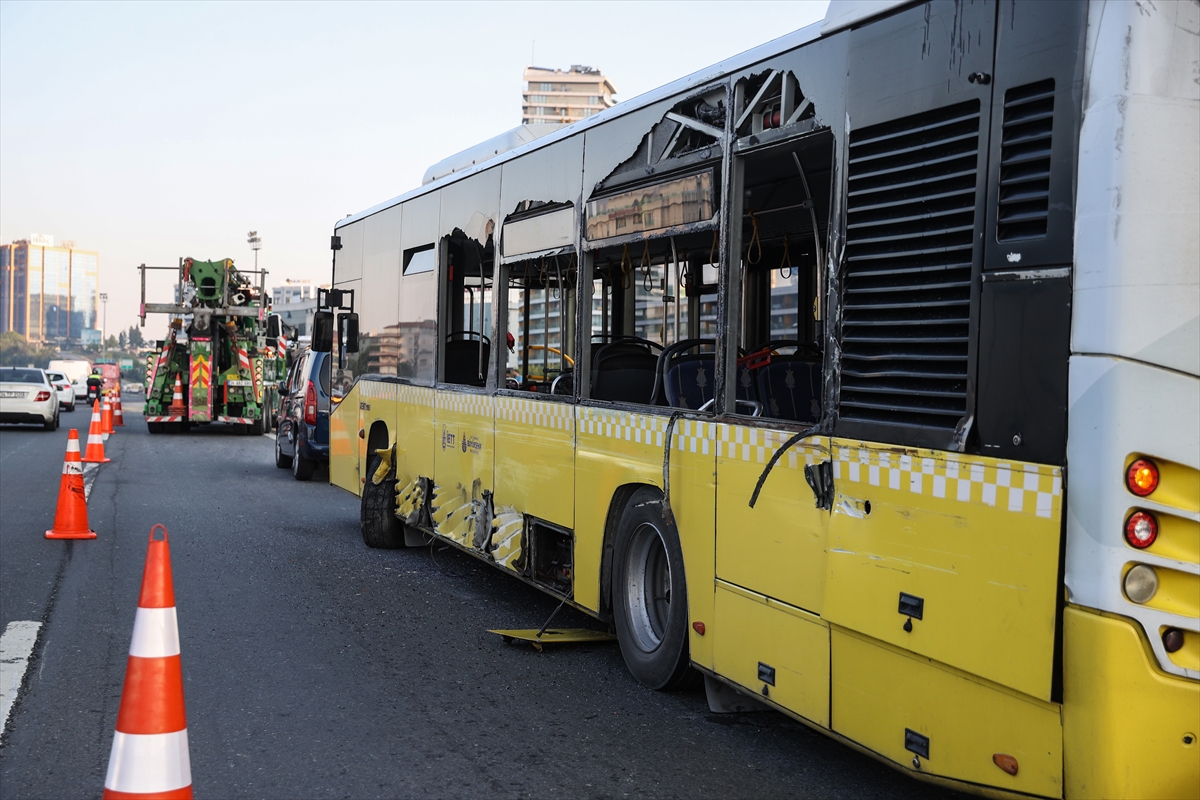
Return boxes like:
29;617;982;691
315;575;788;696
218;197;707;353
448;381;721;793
105;335;118;350
118;331;127;349
0;331;59;368
128;326;144;348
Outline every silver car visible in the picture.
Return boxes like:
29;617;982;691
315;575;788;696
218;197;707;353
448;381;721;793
46;371;78;411
0;368;60;430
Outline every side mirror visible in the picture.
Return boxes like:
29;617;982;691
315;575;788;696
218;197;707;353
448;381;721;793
312;311;334;352
266;314;282;338
340;313;360;353
277;380;288;395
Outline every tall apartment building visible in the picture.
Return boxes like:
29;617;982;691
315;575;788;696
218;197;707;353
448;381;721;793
0;235;99;343
270;279;328;337
522;65;617;125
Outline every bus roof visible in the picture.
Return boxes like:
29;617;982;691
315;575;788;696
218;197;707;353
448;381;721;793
336;2;910;232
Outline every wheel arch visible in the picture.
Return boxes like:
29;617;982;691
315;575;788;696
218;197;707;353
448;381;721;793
366;419;391;469
598;482;661;623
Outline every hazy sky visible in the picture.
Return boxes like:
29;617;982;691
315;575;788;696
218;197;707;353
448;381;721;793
1;0;830;336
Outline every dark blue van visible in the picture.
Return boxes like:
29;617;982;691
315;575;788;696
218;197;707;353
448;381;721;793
274;348;330;480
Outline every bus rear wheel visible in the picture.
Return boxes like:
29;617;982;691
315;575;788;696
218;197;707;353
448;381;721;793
361;454;405;549
612;486;691;690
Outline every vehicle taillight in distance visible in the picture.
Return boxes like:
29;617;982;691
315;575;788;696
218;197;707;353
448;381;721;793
1126;458;1159;497
1124;511;1158;549
304;380;317;425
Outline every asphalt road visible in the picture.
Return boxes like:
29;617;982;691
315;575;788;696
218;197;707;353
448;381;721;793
0;407;965;799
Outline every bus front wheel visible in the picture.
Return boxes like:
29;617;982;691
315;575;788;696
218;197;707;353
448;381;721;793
612;487;692;690
361;454;405;549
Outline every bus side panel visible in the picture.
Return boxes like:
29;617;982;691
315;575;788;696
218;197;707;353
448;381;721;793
329;382;362;496
432;391;494;548
573;408;716;634
670;418;718;670
831;627;1062;797
393;384;436;517
823;442;1063;702
1062;606;1200;800
493;396;575;530
715;426;830;614
713;582;829;728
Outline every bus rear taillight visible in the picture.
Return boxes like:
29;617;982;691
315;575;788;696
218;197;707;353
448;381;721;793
1126;458;1159;496
1124;511;1159;549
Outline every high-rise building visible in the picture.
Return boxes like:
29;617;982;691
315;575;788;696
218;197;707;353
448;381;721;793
270;279;328;337
522;65;617;125
0;236;99;343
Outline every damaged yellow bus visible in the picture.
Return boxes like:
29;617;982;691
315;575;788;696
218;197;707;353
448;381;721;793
322;1;1199;796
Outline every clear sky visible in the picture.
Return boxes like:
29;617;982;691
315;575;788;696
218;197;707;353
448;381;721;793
0;0;830;337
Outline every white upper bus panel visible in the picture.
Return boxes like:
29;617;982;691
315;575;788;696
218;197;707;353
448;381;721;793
1073;0;1200;377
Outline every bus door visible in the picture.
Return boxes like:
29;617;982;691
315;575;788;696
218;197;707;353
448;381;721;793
433;230;497;551
492;252;577;573
712;130;836;727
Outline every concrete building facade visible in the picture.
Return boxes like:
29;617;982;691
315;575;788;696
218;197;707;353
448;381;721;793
522;65;617;125
0;236;99;343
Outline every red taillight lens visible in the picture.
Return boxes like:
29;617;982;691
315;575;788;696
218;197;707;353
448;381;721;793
1126;458;1159;497
304;380;317;425
1125;511;1159;549
35;391;51;402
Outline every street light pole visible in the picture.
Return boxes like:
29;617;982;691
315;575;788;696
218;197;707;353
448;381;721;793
248;231;262;271
99;292;108;358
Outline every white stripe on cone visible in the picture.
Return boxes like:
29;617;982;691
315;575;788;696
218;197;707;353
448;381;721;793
62;437;82;475
128;607;181;658
105;730;191;794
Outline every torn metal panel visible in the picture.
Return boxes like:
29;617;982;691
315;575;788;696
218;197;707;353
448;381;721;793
501;204;576;259
490;629;617;648
489;505;524;571
431;478;484;547
394;475;426;526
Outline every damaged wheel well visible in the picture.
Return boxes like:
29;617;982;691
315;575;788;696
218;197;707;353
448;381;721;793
598;482;658;623
367;420;390;468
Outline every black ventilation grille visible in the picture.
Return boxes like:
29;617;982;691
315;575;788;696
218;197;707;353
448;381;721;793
997;79;1054;241
840;100;981;431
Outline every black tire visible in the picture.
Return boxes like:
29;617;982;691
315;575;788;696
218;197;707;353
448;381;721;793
248;417;264;436
612;486;692;690
274;432;292;468
361;454;404;548
147;421;163;434
292;439;315;481
43;415;57;432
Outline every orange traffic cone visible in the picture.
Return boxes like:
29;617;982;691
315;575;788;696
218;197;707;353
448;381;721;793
167;375;187;416
101;395;115;437
113;394;125;427
81;400;111;464
45;429;97;540
103;524;192;799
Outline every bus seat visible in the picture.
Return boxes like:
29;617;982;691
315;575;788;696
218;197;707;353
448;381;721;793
591;340;659;404
656;339;759;410
757;356;821;422
444;332;490;387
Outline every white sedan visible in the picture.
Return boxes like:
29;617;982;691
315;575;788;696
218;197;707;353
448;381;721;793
46;371;78;411
0;367;60;431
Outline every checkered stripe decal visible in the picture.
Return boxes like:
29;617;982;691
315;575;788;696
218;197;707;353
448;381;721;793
496;397;573;431
356;380;435;407
716;426;828;470
832;447;1062;518
437;390;490;417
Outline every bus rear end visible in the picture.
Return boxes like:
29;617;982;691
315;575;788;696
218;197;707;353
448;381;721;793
1062;2;1199;796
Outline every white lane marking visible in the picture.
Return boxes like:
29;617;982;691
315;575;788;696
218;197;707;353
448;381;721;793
0;620;42;737
266;432;276;441
83;463;99;500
